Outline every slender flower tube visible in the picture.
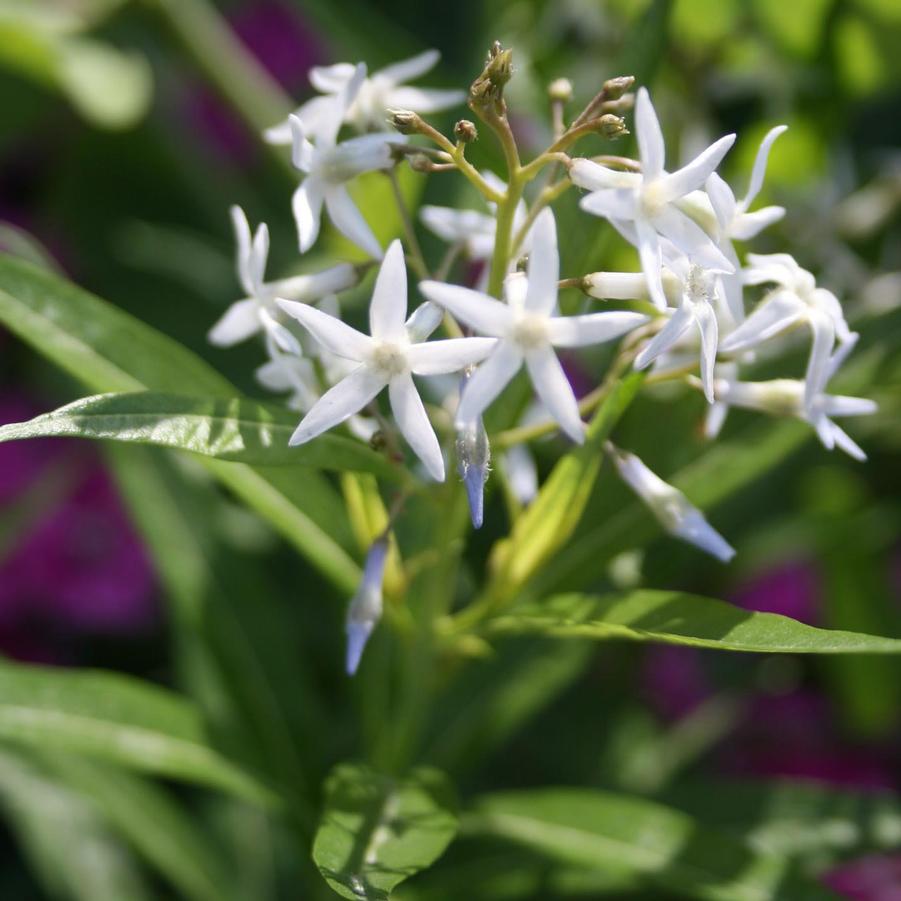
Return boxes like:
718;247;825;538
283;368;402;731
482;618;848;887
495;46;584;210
345;537;389;675
609;444;736;562
455;371;490;529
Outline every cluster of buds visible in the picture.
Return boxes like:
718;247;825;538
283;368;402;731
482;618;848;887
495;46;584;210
207;43;876;673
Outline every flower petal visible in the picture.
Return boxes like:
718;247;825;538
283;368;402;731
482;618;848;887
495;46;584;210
407;337;498;374
827;422;867;461
289;364;385;445
369;239;408;340
635;220;668;311
740;124;788;211
270;263;358;303
288;113;317;171
731;206;785;241
704;173;736;231
579;189;638;222
377;49;440;84
419;206;495;245
456;340;523;425
389;373;445;480
324;184;383;259
525;345;584;444
249;223;269;295
208;299;260;346
634;302;694;370
654;206;734;272
524;209;559;314
570;159;641;191
293;178;325;253
658;133;736;202
694;300;719;403
277;298;371;360
388;86;465;113
548;311;648;348
309;62;357;93
635;87;666;179
804;308;836;408
404;301;443;342
718;290;803;352
418;281;511;336
230;206;253;295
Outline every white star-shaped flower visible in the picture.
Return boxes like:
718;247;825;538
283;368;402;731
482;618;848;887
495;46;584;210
256;351;319;413
570;87;736;310
266;50;464;140
419;209;649;443
634;253;722;403
710;337;876;460
718;252;853;407
276;240;497;480
609;444;735;562
704;125;788;323
288;64;403;259
208;206;356;354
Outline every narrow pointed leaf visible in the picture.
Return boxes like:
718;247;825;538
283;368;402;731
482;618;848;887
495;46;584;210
0;391;398;477
489;591;901;653
0;662;276;806
0;253;360;593
312;763;458;900
463;788;839;901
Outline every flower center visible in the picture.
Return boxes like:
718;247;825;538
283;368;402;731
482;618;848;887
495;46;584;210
369;341;408;378
510;313;549;349
640;179;668;218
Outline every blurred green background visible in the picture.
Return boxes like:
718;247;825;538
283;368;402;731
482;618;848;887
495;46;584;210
0;1;900;898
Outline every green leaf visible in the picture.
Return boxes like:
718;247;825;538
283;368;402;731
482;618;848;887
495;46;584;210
0;661;276;807
41;753;234;901
0;391;399;477
0;252;360;593
489;591;901;654
312;763;458;900
463;788;838;901
489;373;644;599
0;745;152;901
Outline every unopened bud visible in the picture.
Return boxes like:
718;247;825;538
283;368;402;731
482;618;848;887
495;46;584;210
454;119;478;143
456;373;491;529
345;537;389;675
408;153;434;173
548;78;573;103
470;42;514;108
595;114;628;139
387;108;422;135
602;75;635;101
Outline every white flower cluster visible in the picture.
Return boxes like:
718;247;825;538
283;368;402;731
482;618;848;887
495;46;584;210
207;51;876;669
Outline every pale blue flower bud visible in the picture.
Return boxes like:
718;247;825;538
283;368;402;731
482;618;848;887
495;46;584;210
345;537;389;675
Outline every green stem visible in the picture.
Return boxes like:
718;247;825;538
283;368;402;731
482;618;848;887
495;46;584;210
387;168;430;280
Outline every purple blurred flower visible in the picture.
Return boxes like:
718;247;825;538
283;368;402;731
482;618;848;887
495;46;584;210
0;394;157;659
732;559;820;625
824;854;901;900
722;690;894;789
641;645;710;721
230;0;325;92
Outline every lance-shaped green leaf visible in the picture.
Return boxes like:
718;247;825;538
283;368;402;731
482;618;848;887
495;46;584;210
489;591;901;654
0;391;398;477
463;788;838;901
489;373;644;599
312;763;458;900
41;753;234;901
0;253;360;593
0;662;275;807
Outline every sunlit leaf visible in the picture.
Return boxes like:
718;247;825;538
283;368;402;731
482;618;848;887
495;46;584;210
312;763;458;900
489;591;901;653
0;662;276;806
0;391;399;477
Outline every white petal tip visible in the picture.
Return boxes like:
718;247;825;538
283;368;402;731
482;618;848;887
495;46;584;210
345;621;375;676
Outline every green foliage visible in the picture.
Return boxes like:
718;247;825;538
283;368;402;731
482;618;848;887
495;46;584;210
0;391;400;477
489;591;901;654
0;661;275;806
312;763;458;900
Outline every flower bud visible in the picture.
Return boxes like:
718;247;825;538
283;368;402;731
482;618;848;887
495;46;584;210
602;75;635;101
387;108;422;135
345;537;389;675
408;153;434;173
594;114;629;140
608;445;735;562
456;373;491;529
470;42;514;109
548;78;573;103
454;119;478;143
